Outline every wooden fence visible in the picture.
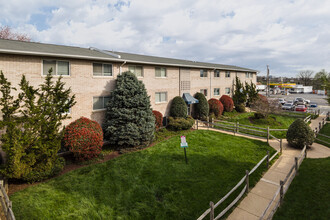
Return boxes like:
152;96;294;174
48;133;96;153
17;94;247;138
259;145;307;220
314;116;329;146
0;182;15;220
196;149;279;220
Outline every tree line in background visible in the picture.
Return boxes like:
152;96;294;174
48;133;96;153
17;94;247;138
0;25;31;41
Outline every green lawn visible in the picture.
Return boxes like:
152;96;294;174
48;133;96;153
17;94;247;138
11;130;275;220
219;112;298;139
273;158;330;220
315;123;330;147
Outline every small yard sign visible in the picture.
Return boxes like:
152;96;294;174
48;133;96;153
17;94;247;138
180;136;188;164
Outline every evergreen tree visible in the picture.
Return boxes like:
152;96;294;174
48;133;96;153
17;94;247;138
245;81;258;107
103;71;155;148
232;76;246;112
193;93;209;120
0;70;76;182
170;96;187;118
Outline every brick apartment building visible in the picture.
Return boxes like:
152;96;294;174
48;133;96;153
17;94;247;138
0;39;257;125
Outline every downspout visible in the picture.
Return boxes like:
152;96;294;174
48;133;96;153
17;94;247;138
211;69;215;98
119;61;127;75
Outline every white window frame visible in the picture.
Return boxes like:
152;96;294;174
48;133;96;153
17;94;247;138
200;89;208;97
93;96;111;111
155;67;167;78
214;70;220;78
93;63;113;77
129;65;144;77
225;71;231;78
225;87;231;94
42;59;70;76
155;92;167;103
200;69;208;77
214;88;220;96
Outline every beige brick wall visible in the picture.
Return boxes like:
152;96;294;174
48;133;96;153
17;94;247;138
0;54;257;125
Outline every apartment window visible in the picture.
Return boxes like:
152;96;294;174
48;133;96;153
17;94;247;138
225;71;231;78
93;63;113;76
43;60;69;76
155;92;167;103
225;87;231;94
155;67;167;77
200;69;208;77
214;70;220;77
214;88;220;96
129;65;143;77
200;89;208;96
93;96;111;110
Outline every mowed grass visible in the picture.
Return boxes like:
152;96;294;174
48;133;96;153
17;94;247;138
273;158;330;220
11;130;275;220
221;112;297;138
315;123;330;147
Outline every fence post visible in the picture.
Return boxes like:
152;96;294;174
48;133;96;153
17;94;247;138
304;146;307;158
237;122;239;133
210;201;214;220
207;117;210;130
295;157;298;171
267;126;269;143
267;151;270;168
196;120;199;130
280;139;283;153
245;170;249;193
319;122;321;130
280;180;284;206
211;118;214;128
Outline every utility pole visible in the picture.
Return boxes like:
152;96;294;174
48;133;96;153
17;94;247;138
266;65;270;97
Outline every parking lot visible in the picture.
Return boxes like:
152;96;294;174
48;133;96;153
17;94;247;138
259;92;330;115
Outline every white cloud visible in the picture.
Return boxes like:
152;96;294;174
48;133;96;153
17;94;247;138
1;0;330;76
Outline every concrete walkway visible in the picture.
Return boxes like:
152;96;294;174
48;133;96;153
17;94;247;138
198;116;330;220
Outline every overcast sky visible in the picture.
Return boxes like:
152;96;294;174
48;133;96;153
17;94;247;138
1;0;329;76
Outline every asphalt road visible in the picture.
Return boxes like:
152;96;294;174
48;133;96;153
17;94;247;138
259;92;330;115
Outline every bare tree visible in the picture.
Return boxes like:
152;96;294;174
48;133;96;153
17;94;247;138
251;96;280;119
297;70;314;86
0;26;31;42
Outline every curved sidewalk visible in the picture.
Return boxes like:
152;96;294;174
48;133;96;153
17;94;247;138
198;116;330;220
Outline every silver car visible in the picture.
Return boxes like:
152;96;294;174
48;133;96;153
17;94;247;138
282;103;294;111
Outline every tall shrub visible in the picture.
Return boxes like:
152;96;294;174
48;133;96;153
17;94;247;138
170;96;187;118
193;92;209;120
0;71;75;182
208;98;224;117
103;71;155;148
232;76;246;112
286;119;314;149
64;117;103;161
220;95;234;112
152;110;163;129
245;81;258;107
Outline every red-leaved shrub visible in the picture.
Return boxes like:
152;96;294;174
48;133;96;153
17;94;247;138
152;110;163;129
63;117;103;161
208;98;224;117
220;95;234;112
258;94;268;103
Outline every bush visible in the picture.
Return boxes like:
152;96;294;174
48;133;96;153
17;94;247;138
193;93;209;120
220;95;234;112
170;96;187;118
208;98;224;117
235;103;246;113
167;116;195;131
103;72;155;148
64;117;103;161
254;112;266;119
152;110;163;129
286;119;314;149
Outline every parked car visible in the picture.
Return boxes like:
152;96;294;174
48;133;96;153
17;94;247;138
282;103;294;111
286;100;294;104
278;98;286;105
295;105;307;112
294;97;310;105
310;103;318;108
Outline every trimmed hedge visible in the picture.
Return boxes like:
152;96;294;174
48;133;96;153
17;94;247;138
220;95;234;112
193;93;209;120
64;117;103;161
152;110;163;129
208;98;224;117
170;96;187;118
167;116;195;131
286;119;314;149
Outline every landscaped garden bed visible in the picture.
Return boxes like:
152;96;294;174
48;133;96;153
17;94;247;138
10;130;275;219
273;158;330;220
